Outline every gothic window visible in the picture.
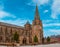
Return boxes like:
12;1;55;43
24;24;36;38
20;29;24;36
0;26;2;35
25;31;30;37
29;37;32;43
1;26;6;35
5;27;12;37
9;28;13;36
33;20;35;25
0;26;1;32
22;38;27;44
0;26;3;35
29;31;31;37
6;37;10;42
10;28;12;35
0;36;2;42
5;27;7;36
12;28;15;34
25;31;27;36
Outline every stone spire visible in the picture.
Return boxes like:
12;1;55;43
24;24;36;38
35;5;40;20
25;21;31;26
26;21;30;25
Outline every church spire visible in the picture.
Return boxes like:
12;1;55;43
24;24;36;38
26;21;30;25
35;5;40;20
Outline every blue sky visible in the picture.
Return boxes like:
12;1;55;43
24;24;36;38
0;0;60;37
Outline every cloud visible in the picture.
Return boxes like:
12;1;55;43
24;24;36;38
0;1;16;18
33;0;49;4
42;20;52;23
0;19;32;26
51;0;60;19
44;10;48;13
43;20;60;37
49;29;60;34
43;23;60;27
27;0;49;6
44;29;60;37
0;11;16;18
0;19;26;26
43;20;60;27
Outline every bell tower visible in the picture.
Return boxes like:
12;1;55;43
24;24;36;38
25;21;31;31
32;5;43;44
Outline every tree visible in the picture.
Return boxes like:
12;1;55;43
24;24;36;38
47;36;50;43
13;32;19;43
34;35;38;43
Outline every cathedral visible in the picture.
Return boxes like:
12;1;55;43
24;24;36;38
0;5;43;45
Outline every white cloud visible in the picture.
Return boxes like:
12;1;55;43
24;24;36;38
0;19;25;26
0;1;16;18
51;0;60;19
0;11;16;18
42;20;60;27
27;0;49;6
43;23;60;27
49;29;60;34
0;19;31;26
42;20;52;23
44;29;60;37
43;20;60;36
44;10;48;13
33;0;49;5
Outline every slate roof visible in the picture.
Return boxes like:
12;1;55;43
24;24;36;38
0;22;24;29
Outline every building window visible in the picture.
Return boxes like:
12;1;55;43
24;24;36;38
6;37;10;42
29;37;32;43
25;31;30;37
0;36;2;42
0;26;3;35
22;38;27;44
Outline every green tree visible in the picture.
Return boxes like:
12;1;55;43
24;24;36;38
13;32;19;43
47;36;50;43
34;35;38;43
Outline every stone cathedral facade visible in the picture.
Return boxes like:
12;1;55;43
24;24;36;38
0;5;43;45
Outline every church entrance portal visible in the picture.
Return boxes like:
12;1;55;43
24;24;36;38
22;38;27;44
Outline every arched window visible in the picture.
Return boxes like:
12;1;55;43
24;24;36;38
0;36;2;42
0;26;3;35
29;37;32;43
6;37;10;42
22;38;27;44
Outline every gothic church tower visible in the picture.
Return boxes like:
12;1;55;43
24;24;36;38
32;5;43;44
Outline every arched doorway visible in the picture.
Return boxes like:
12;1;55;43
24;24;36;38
22;38;27;44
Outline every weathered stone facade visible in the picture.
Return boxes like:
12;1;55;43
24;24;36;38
0;5;43;45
